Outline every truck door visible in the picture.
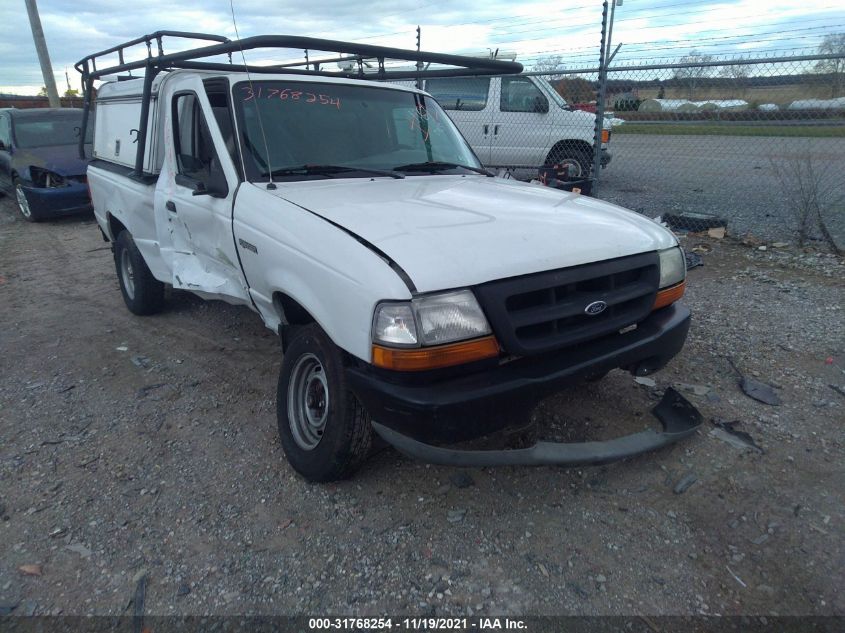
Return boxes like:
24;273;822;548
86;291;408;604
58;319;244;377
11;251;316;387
424;76;494;164
155;81;251;305
489;76;554;171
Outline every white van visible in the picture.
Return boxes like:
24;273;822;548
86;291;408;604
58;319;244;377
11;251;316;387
422;74;611;179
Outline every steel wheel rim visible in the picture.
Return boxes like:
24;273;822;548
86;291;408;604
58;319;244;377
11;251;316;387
554;157;583;179
15;185;32;218
120;248;135;300
288;353;329;450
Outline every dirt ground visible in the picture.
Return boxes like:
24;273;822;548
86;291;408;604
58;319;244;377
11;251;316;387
0;197;843;618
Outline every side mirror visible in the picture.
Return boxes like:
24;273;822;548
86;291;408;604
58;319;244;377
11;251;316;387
533;96;549;114
0;140;6;151
190;168;229;199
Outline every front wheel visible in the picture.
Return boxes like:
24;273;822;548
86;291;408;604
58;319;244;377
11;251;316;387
277;324;372;482
546;145;592;180
113;230;165;315
14;178;39;222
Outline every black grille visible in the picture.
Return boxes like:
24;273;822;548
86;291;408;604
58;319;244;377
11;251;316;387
474;252;660;356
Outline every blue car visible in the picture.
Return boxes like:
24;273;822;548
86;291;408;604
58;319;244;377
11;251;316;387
0;108;92;222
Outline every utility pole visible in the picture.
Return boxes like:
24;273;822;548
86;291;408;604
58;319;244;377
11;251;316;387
24;0;60;107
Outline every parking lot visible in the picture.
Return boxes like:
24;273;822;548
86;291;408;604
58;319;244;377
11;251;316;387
0;196;843;617
599;133;845;244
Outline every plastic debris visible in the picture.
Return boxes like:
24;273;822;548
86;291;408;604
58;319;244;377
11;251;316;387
740;376;781;406
685;251;703;270
728;358;782;406
710;419;763;453
673;473;698;494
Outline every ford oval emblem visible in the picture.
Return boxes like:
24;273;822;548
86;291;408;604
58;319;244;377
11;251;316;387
584;300;608;316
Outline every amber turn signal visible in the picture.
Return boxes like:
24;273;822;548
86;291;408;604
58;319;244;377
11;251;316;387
372;336;500;371
601;129;610;143
653;280;685;310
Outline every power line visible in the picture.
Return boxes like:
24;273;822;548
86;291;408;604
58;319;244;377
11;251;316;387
511;23;845;60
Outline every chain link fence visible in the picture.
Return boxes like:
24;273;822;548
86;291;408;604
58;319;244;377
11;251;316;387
422;52;845;249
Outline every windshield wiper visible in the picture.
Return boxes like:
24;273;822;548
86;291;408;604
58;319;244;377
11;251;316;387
392;161;493;176
265;164;405;179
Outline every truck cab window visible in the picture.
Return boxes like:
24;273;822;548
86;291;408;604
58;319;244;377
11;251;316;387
500;77;549;113
173;93;225;187
425;78;490;111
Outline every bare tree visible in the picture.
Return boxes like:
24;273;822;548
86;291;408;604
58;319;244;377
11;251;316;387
771;152;843;254
532;55;567;80
675;50;713;99
815;33;845;98
719;62;752;98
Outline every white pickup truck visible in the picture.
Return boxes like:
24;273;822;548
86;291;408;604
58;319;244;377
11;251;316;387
78;34;698;482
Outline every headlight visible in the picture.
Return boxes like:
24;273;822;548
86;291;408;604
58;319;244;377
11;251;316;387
658;246;685;289
29;167;66;188
413;290;492;345
373;303;418;347
372;289;491;348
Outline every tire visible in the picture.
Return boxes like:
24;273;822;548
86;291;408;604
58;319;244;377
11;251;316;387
14;177;39;222
277;324;372;482
113;230;165;315
546;144;592;180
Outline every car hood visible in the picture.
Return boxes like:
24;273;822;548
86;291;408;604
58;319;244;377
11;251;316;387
266;176;676;292
14;144;89;177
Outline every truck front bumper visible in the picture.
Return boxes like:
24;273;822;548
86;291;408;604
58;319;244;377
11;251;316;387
347;303;698;466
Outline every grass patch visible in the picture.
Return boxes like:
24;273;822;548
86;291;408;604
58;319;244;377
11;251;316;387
612;124;845;137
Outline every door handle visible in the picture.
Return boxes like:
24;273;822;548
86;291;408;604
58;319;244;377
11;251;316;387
165;200;177;213
494;124;500;135
483;124;489;135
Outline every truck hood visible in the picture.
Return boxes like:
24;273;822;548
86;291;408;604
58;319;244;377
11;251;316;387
265;176;676;292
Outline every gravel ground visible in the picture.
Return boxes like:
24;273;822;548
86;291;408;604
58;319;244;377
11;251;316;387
0;196;843;618
598;134;845;245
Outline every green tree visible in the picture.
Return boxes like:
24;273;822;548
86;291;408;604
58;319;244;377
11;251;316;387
815;33;845;98
37;86;47;97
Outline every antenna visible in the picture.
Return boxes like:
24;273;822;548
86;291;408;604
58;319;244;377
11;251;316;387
229;0;276;189
415;26;422;89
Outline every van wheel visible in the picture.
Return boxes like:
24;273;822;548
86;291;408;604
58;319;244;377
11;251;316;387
277;324;372;482
546;145;592;179
113;230;165;315
14;178;39;222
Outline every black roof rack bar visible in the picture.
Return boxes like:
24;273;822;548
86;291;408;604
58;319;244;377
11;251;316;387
76;33;521;81
76;32;522;170
170;60;511;80
75;31;231;76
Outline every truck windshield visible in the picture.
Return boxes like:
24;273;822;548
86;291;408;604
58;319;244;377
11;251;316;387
533;76;569;109
233;81;481;181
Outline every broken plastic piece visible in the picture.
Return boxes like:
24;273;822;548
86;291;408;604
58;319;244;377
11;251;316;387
371;387;702;467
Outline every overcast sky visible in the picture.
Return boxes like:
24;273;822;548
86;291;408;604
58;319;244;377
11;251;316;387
1;0;843;94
